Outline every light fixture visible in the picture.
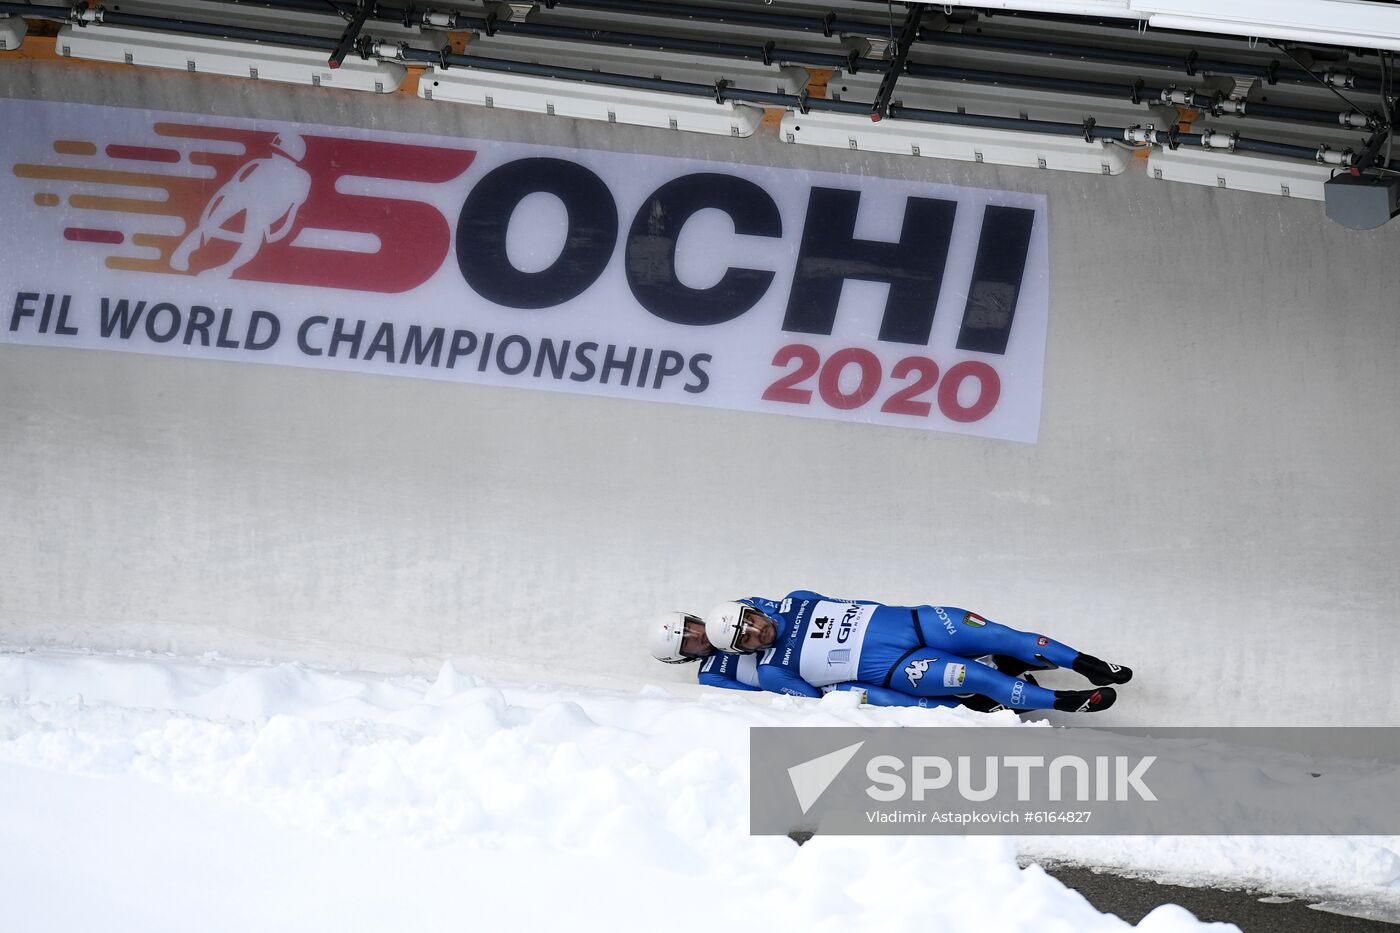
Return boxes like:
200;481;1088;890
418;66;766;137
0;15;26;51
778;110;1134;176
1147;146;1334;200
56;23;406;93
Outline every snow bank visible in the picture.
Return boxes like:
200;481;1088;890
8;650;1391;931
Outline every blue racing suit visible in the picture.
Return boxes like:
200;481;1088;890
697;652;761;691
696;649;959;709
738;591;1075;710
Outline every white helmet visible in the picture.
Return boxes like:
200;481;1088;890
706;600;760;654
648;611;707;664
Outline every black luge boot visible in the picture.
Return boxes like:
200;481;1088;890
1071;654;1133;686
1053;687;1116;713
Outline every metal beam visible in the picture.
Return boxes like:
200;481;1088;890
870;3;922;121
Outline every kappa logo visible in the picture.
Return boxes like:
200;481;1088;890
14;122;475;293
905;657;933;689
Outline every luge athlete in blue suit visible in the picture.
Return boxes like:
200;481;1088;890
703;592;1130;713
647;611;1030;712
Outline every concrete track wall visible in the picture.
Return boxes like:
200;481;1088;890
3;60;1398;725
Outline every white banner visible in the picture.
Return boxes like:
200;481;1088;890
0;99;1049;440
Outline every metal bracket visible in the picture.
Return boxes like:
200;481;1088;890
1082;116;1097;144
1314;144;1355;166
329;1;372;70
1350;128;1391;171
1159;84;1192;106
865;36;894;61
359;37;406;61
713;78;730;105
69;3;101;26
870;4;924;122
1130;79;1144;106
1199;128;1239;151
1184;50;1198;77
1210;92;1243;116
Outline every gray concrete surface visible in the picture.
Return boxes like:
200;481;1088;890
1040;864;1400;932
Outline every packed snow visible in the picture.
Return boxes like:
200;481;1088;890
2;648;1398;932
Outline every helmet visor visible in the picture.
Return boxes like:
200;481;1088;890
731;606;773;653
678;616;712;658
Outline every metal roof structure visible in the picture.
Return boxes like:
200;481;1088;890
3;0;1399;224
